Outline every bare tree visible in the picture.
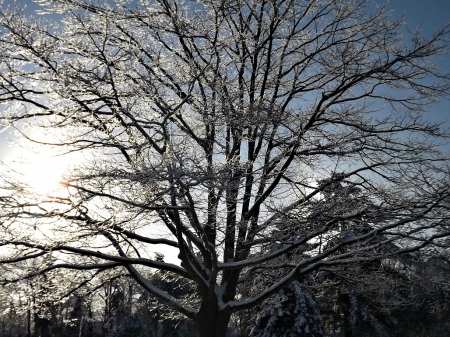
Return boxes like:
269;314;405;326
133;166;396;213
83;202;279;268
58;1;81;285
0;0;449;336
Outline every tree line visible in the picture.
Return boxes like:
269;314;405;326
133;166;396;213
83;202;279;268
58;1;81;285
1;248;449;337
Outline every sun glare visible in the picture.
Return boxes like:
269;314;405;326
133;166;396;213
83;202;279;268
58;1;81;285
22;156;71;196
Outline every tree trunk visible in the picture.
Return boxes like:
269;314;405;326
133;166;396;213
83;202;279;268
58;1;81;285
27;309;31;337
33;314;50;337
339;294;353;337
196;307;231;337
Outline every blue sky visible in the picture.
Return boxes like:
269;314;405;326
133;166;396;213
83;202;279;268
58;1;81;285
387;0;449;35
385;0;450;125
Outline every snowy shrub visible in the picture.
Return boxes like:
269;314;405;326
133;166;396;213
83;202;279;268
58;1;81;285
250;281;323;337
108;315;149;337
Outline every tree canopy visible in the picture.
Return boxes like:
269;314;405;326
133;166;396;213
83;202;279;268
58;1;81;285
0;0;449;336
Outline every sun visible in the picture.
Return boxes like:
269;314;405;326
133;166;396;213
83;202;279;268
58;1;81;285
3;128;85;198
22;156;71;196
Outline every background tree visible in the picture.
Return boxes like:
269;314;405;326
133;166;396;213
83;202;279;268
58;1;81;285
0;284;28;337
0;0;449;336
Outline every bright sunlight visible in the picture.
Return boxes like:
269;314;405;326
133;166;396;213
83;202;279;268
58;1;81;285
21;156;69;196
1;125;82;197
